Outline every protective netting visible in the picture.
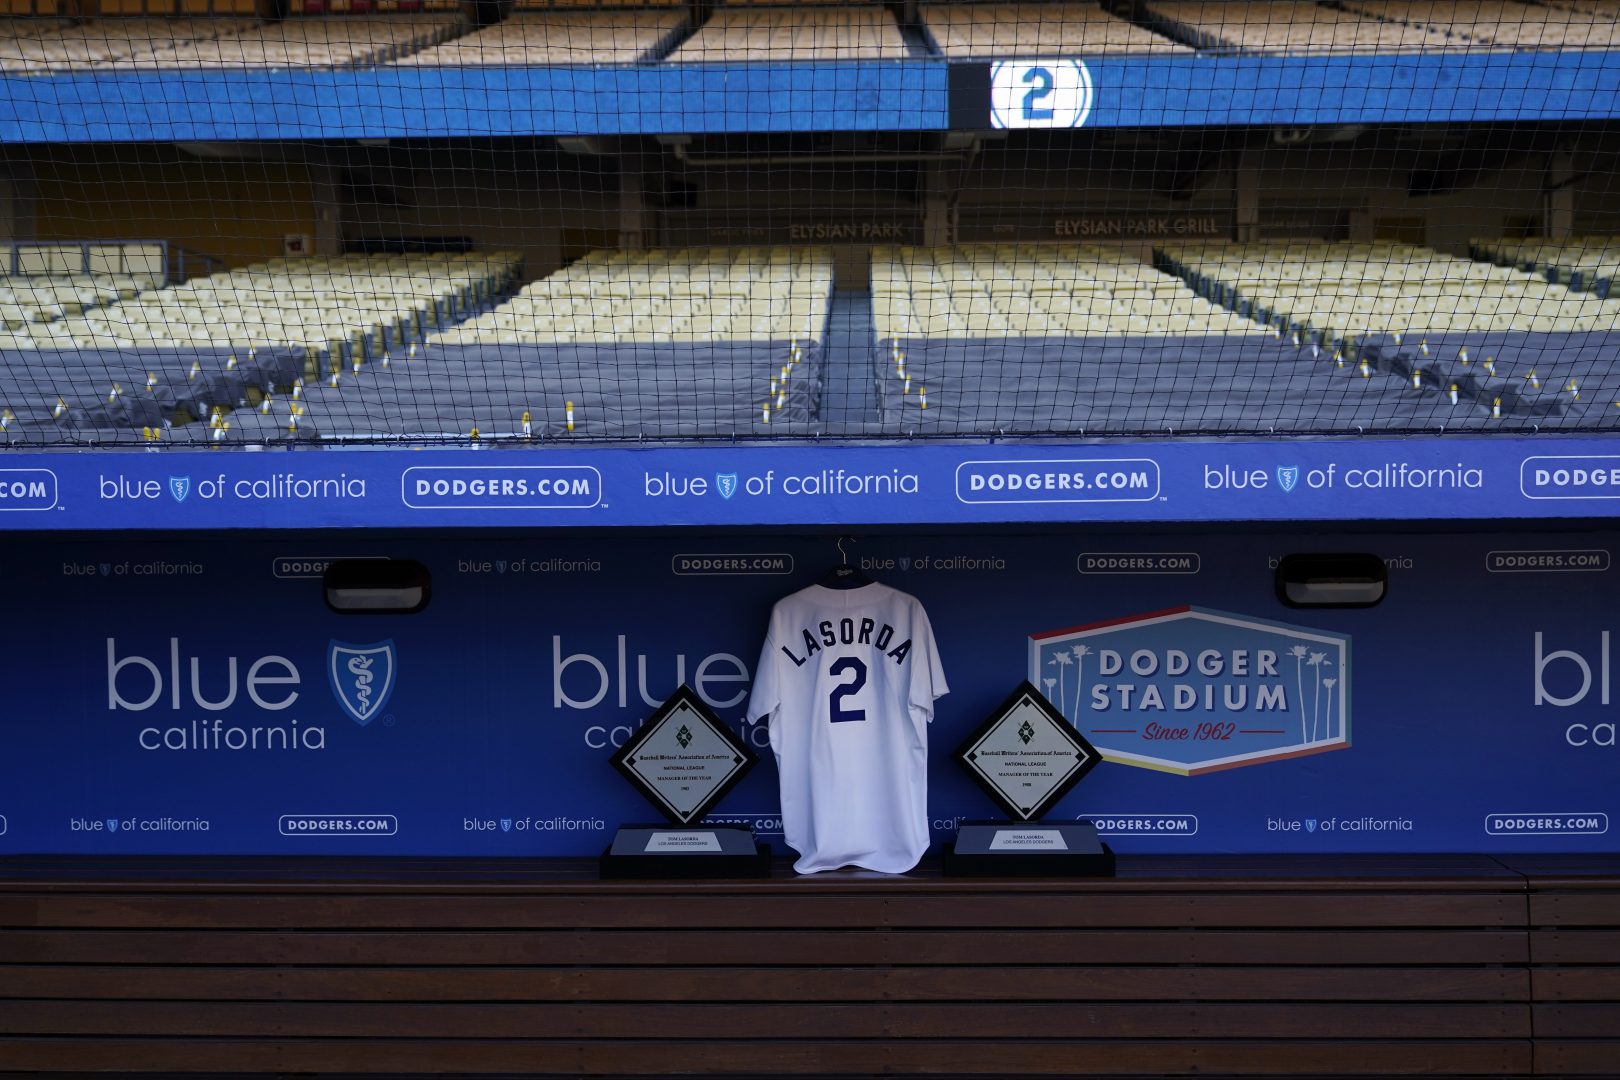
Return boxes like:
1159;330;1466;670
1;0;1618;444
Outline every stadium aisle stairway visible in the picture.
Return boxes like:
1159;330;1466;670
820;289;882;427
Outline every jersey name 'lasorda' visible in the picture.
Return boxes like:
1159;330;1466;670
779;617;913;668
748;581;949;875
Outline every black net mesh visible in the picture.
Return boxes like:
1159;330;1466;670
1;0;1617;443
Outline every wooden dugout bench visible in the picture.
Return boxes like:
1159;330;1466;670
1;854;1616;1077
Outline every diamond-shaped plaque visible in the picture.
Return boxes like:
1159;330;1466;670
955;682;1100;821
609;685;757;826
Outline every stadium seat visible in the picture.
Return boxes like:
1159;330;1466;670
921;2;1188;56
283;247;833;440
667;5;912;62
1157;239;1620;424
0;13;465;71
395;11;685;65
0;251;521;443
1145;0;1474;52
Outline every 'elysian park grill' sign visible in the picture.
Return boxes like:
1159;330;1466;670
1052;216;1225;238
1027;606;1351;776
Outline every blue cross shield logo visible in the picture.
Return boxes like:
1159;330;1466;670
106;818;119;833
716;473;739;500
500;818;513;833
168;475;191;503
328;640;397;727
99;563;111;577
1305;819;1318;833
1276;466;1300;493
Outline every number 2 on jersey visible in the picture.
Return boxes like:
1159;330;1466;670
828;657;868;723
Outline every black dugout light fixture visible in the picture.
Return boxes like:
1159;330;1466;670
1274;553;1387;609
323;559;432;614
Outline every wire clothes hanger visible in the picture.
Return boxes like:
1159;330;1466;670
819;535;871;589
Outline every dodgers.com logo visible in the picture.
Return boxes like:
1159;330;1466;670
957;459;1160;504
401;466;600;510
328;641;397;727
1521;456;1620;500
0;468;58;511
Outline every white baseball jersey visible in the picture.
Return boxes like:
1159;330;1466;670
747;581;948;874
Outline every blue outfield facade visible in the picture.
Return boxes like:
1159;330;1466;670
4;51;1620;142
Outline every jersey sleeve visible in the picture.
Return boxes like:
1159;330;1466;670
746;612;781;726
908;601;949;720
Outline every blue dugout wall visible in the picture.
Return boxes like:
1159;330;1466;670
2;440;1617;858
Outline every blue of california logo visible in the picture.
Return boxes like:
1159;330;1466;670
1276;466;1300;493
328;640;397;727
716;473;739;500
106;818;119;833
169;476;191;503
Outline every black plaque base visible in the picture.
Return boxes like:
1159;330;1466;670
942;820;1116;877
599;824;771;880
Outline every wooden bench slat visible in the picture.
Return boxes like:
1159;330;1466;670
0;892;1527;930
0;854;1531;891
1532;968;1620;1002
0;963;1530;1003
0;1037;1536;1075
0;859;1580;1079
1536;1041;1620;1076
1531;1003;1620;1037
1530;893;1620;927
0;927;1531;965
0;1001;1533;1040
1531;931;1620;964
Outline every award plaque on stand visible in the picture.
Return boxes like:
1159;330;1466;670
600;684;769;879
943;682;1115;877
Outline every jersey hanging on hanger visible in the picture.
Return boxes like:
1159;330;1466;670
747;581;948;874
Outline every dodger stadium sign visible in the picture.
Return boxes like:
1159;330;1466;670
1028;606;1351;775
